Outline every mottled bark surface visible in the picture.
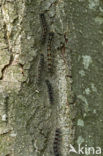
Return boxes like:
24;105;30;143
0;0;103;156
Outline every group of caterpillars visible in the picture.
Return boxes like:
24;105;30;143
39;13;54;73
37;13;54;104
38;13;62;156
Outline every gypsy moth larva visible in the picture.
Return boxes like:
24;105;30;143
45;80;53;104
53;129;61;156
39;13;48;44
37;54;44;85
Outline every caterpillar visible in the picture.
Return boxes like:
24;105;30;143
53;129;61;156
39;13;48;44
45;80;53;104
37;54;44;85
47;32;54;73
47;32;54;51
5;95;9;125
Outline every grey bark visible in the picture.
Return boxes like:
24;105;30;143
0;0;103;156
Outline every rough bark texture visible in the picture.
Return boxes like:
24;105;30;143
0;0;103;156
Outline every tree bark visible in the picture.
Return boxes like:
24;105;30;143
0;0;103;156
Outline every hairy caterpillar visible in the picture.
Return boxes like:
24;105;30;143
47;32;54;51
47;32;54;73
47;52;52;73
53;129;61;156
37;54;44;85
4;95;9;125
45;80;53;104
39;13;48;44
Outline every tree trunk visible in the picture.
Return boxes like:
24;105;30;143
0;0;103;156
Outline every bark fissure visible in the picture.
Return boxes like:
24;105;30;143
0;54;14;80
